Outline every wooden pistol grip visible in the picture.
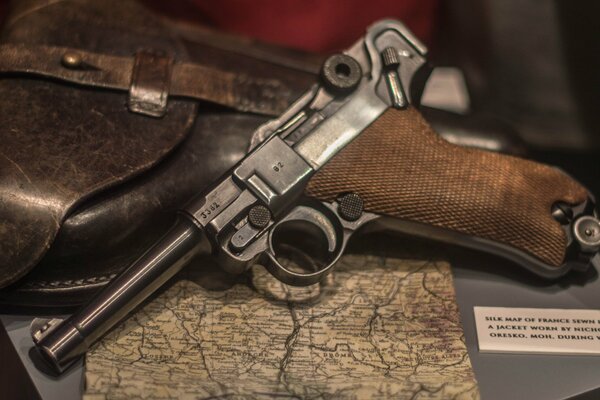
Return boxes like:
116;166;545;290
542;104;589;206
306;108;589;268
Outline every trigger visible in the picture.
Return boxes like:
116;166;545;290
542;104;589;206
313;213;337;253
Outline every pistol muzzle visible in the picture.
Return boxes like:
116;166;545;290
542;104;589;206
30;215;209;373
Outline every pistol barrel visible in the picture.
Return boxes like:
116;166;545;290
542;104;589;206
32;215;208;373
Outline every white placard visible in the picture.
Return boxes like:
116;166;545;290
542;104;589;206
474;306;600;355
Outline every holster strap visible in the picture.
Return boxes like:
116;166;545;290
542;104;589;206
0;44;290;116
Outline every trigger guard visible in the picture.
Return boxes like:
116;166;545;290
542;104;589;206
263;251;342;287
264;205;345;286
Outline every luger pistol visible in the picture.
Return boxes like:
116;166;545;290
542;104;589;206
31;20;600;373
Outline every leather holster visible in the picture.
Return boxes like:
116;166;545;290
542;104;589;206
0;0;319;307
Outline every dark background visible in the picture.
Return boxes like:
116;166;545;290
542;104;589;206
0;0;598;192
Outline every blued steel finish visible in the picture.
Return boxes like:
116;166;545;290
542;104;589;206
33;216;208;373
320;54;362;93
573;216;600;253
381;47;408;109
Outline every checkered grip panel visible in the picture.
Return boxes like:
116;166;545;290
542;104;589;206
306;108;588;267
